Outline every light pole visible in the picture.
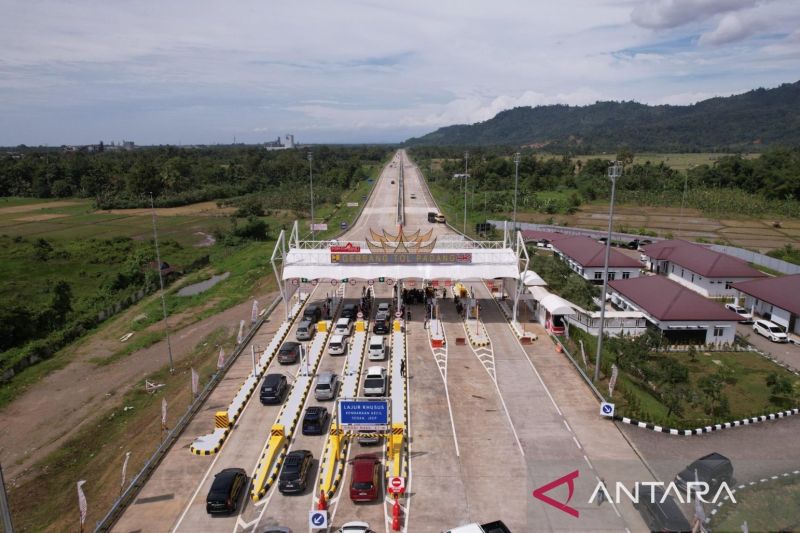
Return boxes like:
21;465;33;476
594;161;622;383
680;166;691;238
513;152;520;229
308;152;316;240
463;151;469;234
150;192;174;374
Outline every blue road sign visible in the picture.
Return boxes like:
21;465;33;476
339;399;389;427
600;402;615;418
309;510;328;528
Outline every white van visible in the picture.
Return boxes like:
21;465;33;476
753;319;789;343
328;334;347;356
334;317;353;337
368;335;386;361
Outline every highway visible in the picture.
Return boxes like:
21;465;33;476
113;150;650;532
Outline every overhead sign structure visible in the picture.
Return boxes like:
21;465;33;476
338;399;389;431
309;510;328;529
330;243;361;253
600;402;615;418
331;253;472;265
388;476;406;495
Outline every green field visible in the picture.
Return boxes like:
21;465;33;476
712;475;800;532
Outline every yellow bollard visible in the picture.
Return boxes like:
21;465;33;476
393;319;401;332
215;411;230;428
317;320;328;333
355;319;365;332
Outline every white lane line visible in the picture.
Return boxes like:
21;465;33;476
563;420;572;433
572;436;582;450
492;378;526;457
583;455;594;470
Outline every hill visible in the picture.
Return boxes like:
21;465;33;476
405;81;800;151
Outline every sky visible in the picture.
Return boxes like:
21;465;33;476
1;0;799;146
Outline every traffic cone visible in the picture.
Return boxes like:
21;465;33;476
318;490;327;510
392;515;400;531
393;496;400;518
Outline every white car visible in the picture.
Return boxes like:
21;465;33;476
328;334;348;356
753;319;789;343
363;366;387;396
338;522;376;533
368;335;387;361
334;317;353;337
377;302;391;315
724;303;753;323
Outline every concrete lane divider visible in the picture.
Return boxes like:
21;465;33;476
251;424;288;500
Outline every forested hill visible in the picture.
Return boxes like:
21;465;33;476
405;81;800;151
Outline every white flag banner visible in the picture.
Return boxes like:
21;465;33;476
251;300;259;324
237;319;245;344
217;347;225;370
161;397;167;430
693;469;707;524
608;364;619;397
579;340;588;368
121;451;131;491
77;480;88;527
191;367;199;397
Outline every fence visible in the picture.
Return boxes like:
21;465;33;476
93;294;283;532
709;244;800;275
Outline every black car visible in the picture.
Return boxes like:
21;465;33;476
341;303;359;320
277;342;301;365
260;374;288;405
303;304;322;324
427;211;437;223
675;452;734;494
634;486;691;532
302;406;330;435
206;468;247;514
278;450;313;494
372;312;390;335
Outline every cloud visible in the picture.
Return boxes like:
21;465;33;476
655;91;717;105
631;0;760;29
698;9;768;45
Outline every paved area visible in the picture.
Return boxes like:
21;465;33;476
736;322;800;370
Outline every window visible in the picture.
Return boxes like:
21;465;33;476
594;272;603;280
681;268;685;277
725;281;733;290
691;273;695;282
713;327;724;337
622;271;630;279
607;272;616;281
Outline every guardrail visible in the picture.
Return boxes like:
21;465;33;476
93;294;284;532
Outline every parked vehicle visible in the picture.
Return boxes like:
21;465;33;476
334;317;353;337
753;319;789;342
724;303;753;323
278;450;313;494
349;454;381;502
341;303;359;319
303;304;322;324
302;406;330;435
372;312;390;335
328;334;348;356
295;320;315;341
427;212;437;223
315;372;341;401
368;335;387;361
277;341;301;364
260;374;288;405
337;522;376;533
363;366;387;396
633;486;692;532
445;521;512;533
357;429;381;446
206;468;247;514
674;452;734;494
435;213;446;223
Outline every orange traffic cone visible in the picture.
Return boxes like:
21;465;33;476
392;497;401;530
318;490;327;510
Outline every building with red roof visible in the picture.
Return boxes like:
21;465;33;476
609;276;742;345
641;239;766;298
733;274;800;336
550;235;642;284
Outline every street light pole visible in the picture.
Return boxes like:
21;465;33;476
513;152;520;229
594;161;621;383
463;151;469;234
680;167;690;238
308;152;315;240
150;192;174;374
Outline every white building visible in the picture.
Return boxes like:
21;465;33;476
733;274;800;335
551;235;642;283
641;239;766;298
608;276;742;346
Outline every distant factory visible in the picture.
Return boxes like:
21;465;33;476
264;134;295;151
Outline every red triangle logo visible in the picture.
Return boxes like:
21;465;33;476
532;470;580;518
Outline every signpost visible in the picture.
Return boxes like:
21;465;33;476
311;223;328;231
338;399;389;431
330;279;339;286
346;202;359;207
386;278;395;286
349;279;357;285
309;510;328;529
599;402;615;418
367;279;375;286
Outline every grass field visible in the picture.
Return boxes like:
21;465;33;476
712;474;800;532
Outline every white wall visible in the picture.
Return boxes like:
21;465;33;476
658;320;737;345
556;252;640;283
663;262;754;298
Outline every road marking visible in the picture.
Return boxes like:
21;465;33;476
563;420;572;433
572;436;582;449
583;455;594;470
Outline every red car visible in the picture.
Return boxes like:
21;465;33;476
349;454;381;502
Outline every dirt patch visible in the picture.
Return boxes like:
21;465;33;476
14;213;69;222
0;200;82;215
193;231;216;247
102;201;235;217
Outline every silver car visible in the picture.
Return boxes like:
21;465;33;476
315;372;341;401
295;320;315;341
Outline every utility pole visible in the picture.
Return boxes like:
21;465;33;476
308;152;315;240
463;151;469;234
594;161;621;383
150;193;174;374
513;152;520;229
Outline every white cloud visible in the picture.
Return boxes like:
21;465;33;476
631;0;760;29
699;9;767;45
655;91;717;105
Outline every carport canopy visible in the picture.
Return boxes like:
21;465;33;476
529;286;575;315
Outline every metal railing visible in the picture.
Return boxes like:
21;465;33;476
93;295;283;532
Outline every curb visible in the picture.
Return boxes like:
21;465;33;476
615;408;800;435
